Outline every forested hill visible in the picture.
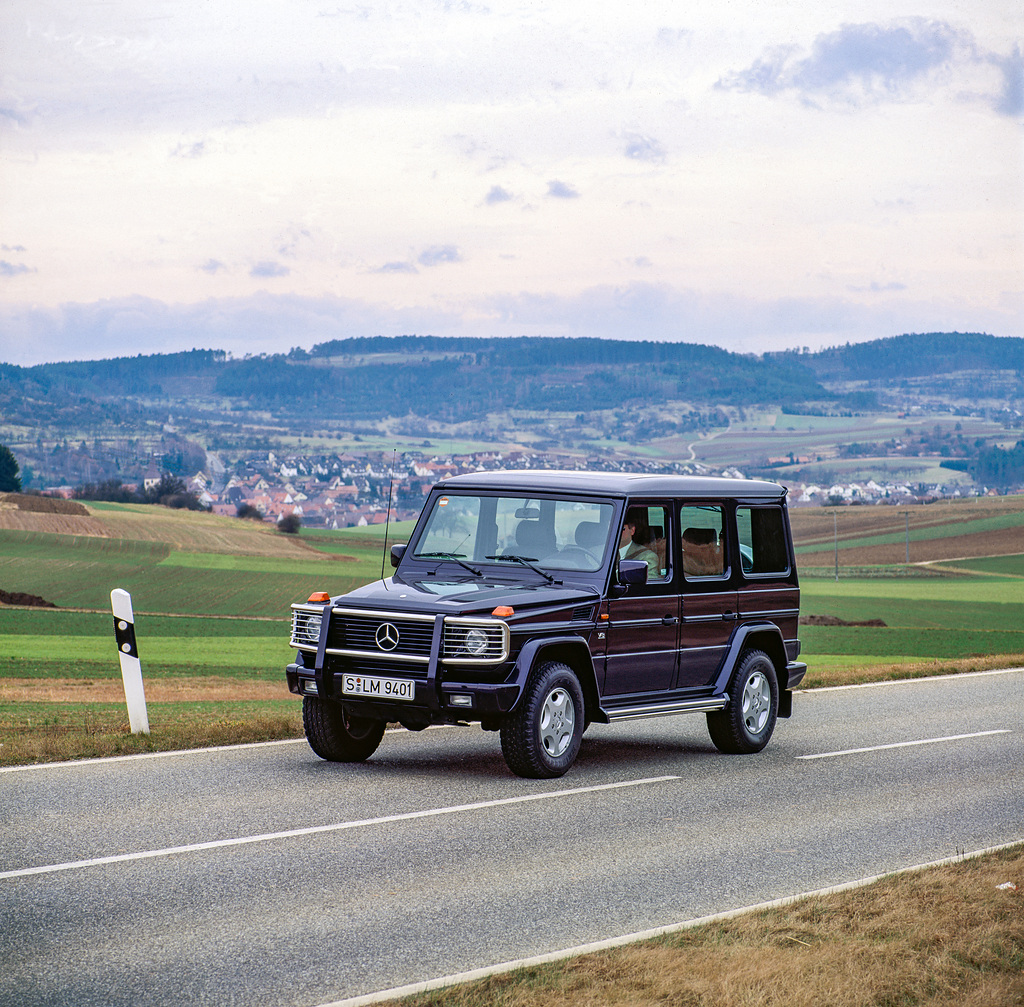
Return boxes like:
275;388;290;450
215;337;839;418
1;333;1020;429
4;338;840;421
780;332;1024;381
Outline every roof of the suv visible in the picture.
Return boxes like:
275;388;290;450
435;470;786;500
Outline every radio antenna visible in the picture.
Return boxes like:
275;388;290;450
380;449;397;587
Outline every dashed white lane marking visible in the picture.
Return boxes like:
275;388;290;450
0;775;680;881
796;729;1011;760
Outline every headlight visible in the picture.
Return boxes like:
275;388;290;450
464;628;489;655
442;618;510;664
291;609;323;648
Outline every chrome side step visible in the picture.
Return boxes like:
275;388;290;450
601;696;728;723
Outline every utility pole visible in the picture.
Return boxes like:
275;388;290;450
834;510;839;581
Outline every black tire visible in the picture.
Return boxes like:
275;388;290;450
500;661;584;779
706;649;778;754
303;695;385;762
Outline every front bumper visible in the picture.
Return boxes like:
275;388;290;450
286;662;520;721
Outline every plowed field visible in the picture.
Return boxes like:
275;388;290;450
791;495;1024;568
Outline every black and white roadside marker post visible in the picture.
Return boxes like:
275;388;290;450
111;588;150;735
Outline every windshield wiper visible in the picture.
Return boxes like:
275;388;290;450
486;554;557;584
417;551;484;577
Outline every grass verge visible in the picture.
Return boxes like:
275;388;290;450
2;656;1021;767
800;652;1024;688
0;698;302;767
396;844;1024;1007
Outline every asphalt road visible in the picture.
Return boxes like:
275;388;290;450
2;668;1022;1007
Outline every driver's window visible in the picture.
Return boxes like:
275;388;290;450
618;504;669;581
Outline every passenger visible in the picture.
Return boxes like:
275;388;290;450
619;508;659;577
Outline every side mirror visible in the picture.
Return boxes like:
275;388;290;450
611;558;648;595
390;543;407;569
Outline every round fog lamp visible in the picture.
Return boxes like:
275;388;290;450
464;628;489;655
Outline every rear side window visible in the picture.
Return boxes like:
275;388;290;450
736;506;789;576
679;504;727;580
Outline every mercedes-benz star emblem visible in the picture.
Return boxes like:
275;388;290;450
375;622;400;651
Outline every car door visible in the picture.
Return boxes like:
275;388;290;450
677;502;738;689
602;502;679;697
734;503;800;652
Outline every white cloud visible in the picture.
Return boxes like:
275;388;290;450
717;17;1021;115
547;180;581;199
418;246;462;267
249;261;290;278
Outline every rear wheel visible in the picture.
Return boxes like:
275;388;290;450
706;649;778;754
303;695;385;762
500;662;584;778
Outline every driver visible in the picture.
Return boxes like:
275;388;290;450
619;507;659;577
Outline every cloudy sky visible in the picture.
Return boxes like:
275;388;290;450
1;0;1021;365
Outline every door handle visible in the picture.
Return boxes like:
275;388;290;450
662;615;679;625
723;611;737;621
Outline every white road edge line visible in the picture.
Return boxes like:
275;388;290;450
0;725;445;775
0;737;308;774
0;775;680;881
316;839;1024;1007
796;729;1012;760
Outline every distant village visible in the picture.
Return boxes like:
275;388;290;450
67;447;998;530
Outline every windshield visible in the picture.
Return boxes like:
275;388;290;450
412;494;614;572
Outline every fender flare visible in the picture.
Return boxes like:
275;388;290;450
510;635;601;720
712;622;789;696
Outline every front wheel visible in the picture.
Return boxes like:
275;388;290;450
706;649;778;754
303;695;385;762
500;662;584;778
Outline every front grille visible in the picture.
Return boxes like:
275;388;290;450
337;616;434;655
326;608;436;663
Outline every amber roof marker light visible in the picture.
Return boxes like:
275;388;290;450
308;591;331;604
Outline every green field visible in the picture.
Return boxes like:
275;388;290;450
0;513;400;764
0;527;380;616
2;501;1023;765
799;575;1024;680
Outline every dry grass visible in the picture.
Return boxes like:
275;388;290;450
0;498;334;558
401;846;1024;1007
86;502;326;556
0;699;302;766
0;675;291;704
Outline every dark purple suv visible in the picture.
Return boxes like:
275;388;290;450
286;471;806;778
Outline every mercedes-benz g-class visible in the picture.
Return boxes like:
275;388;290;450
286;471;806;778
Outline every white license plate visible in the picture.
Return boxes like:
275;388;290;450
341;674;415;702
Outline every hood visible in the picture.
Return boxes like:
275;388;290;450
336;574;600;616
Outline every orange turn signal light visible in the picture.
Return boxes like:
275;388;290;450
307;591;331;604
491;605;514;618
